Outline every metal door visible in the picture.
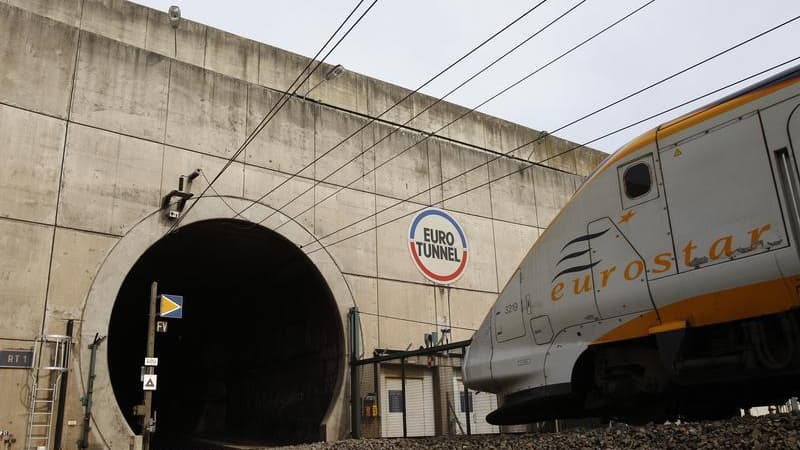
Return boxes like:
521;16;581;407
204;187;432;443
659;113;788;273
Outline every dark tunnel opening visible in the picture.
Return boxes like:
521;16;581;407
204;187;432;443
108;219;342;447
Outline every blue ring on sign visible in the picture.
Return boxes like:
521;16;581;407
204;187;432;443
409;208;467;248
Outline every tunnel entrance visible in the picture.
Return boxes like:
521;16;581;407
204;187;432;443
108;219;342;447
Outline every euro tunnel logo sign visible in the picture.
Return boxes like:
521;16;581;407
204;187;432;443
160;294;183;319
408;208;468;284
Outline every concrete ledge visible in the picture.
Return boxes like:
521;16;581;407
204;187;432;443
4;0;606;170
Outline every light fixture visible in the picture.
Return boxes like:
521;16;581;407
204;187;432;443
168;6;181;29
302;64;346;99
325;64;345;81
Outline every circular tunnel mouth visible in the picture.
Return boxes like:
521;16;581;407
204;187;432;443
108;219;342;447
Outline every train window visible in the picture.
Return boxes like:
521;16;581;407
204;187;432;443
623;163;651;198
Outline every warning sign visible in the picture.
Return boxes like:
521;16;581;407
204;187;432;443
408;208;468;284
143;374;157;391
160;294;183;319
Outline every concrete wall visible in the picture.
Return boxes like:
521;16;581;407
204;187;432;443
0;1;606;447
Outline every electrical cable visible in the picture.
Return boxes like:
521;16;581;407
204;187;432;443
266;0;656;233
301;56;800;255
356;310;478;332
230;0;554;222
294;15;800;247
167;0;378;233
198;169;240;215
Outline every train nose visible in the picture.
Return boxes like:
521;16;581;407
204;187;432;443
463;313;497;393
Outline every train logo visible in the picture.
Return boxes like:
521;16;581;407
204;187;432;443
408;208;468;283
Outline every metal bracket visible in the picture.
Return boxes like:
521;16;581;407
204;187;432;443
161;169;201;219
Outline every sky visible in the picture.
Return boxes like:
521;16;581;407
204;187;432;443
132;0;800;154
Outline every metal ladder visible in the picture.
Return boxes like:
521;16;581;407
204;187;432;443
25;335;71;450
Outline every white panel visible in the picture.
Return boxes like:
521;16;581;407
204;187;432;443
660;114;787;273
493;270;525;342
589;218;653;318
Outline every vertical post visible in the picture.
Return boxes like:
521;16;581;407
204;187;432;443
142;282;157;450
349;308;361;438
401;357;407;438
79;334;105;449
373;361;380;416
53;320;73;450
465;389;471;436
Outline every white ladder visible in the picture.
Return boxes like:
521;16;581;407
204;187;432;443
25;335;71;450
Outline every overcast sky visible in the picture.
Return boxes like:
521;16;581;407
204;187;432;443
133;0;799;154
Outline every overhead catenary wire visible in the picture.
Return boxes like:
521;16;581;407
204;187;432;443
290;14;800;246
167;0;379;233
301;56;800;256
265;0;656;232
230;0;555;222
355;310;478;332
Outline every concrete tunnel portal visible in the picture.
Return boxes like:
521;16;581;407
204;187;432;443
107;219;343;446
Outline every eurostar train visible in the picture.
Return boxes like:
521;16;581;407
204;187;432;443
463;65;800;424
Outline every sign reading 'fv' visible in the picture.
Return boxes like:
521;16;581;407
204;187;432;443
408;208;468;284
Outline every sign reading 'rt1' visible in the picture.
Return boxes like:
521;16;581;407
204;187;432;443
408;208;468;284
0;350;34;368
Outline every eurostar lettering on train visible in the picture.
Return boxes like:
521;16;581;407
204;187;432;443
408;208;468;284
463;65;800;425
551;223;776;302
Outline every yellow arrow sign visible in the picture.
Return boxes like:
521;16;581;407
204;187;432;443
160;294;182;318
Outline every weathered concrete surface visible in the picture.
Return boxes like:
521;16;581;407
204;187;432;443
437;139;493;217
0;340;32;445
243;164;315;229
493;221;540;287
246;84;316;174
489;158;540;227
162;145;245;198
0;219;52;339
0;0;607;447
204;26;260;84
81;0;149;49
0;5;78;118
6;0;608;174
45;228;118;329
166;61;248;158
58;124;163;236
259;43;312;93
5;0;83;27
377;279;438;351
72;31;171;141
0;105;66;224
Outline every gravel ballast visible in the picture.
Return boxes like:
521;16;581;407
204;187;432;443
268;413;800;449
